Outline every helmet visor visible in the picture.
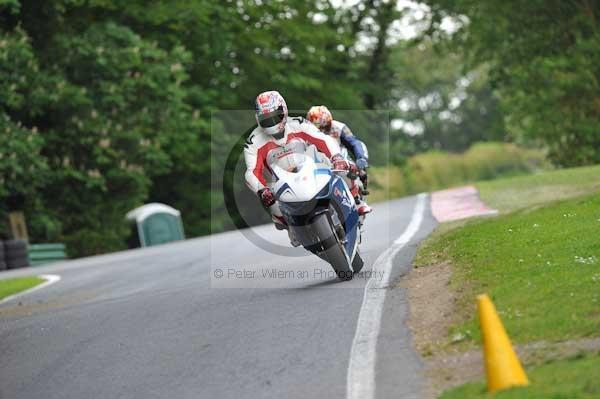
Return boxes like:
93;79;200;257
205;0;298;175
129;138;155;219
313;120;331;134
258;108;285;128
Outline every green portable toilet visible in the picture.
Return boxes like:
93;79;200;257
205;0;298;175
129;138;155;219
126;203;185;247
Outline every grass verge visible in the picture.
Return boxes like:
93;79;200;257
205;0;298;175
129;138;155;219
478;164;600;212
440;351;600;399
0;276;45;301
416;192;600;346
411;165;600;397
369;142;547;203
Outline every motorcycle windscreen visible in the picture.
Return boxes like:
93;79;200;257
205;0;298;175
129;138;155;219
267;139;308;173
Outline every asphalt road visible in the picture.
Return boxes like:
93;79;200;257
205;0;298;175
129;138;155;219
0;195;436;399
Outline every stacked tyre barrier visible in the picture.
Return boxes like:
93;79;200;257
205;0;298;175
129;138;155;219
0;242;5;271
1;240;31;270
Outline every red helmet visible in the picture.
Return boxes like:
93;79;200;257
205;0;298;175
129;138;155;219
306;105;333;133
255;91;288;136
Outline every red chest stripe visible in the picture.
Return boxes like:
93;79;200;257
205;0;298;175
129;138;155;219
287;132;332;158
254;142;279;186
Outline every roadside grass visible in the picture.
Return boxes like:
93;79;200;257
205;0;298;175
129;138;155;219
369;142;547;203
418;164;600;251
439;351;600;399
478;164;600;212
413;165;600;397
0;276;45;301
416;193;600;347
369;165;407;203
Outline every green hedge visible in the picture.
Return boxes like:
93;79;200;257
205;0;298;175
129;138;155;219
369;142;549;202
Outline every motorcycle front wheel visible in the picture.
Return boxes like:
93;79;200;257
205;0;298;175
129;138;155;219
311;212;353;281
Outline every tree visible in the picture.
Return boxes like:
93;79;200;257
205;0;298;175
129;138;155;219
1;0;417;254
0;26;49;237
39;21;198;255
423;0;600;166
390;40;505;153
2;0;202;255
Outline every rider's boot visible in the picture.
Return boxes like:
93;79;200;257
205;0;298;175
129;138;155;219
272;215;301;247
272;214;287;230
355;197;372;216
350;176;371;216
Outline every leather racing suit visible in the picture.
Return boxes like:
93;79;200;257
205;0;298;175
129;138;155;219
329;120;368;162
243;116;341;227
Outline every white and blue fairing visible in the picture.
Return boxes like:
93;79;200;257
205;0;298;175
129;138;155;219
269;145;360;261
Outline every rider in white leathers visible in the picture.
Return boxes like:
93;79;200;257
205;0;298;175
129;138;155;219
244;91;352;246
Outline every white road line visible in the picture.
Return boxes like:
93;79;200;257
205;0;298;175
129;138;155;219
347;193;427;399
0;274;61;305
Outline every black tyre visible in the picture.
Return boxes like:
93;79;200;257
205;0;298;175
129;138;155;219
4;240;30;269
311;213;353;281
5;249;28;261
0;241;5;271
7;258;29;269
4;239;26;252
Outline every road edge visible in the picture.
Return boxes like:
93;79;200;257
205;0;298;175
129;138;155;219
346;193;428;399
0;274;61;305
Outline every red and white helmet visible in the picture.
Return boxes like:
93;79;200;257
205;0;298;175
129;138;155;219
306;105;333;133
255;90;288;136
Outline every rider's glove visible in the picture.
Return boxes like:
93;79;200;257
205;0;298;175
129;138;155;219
258;188;276;207
331;154;349;171
348;163;359;179
356;158;368;171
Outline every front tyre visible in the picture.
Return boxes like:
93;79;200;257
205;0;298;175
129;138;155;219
311;213;353;281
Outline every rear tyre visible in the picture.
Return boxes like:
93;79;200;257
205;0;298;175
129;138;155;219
311;213;353;281
4;240;30;269
7;258;29;269
4;239;26;251
0;241;6;271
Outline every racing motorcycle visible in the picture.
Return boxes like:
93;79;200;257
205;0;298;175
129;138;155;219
269;143;364;281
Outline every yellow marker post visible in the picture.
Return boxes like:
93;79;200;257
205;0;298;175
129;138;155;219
477;294;529;392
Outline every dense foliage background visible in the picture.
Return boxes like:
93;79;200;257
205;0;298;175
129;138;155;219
1;0;598;256
423;0;600;165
